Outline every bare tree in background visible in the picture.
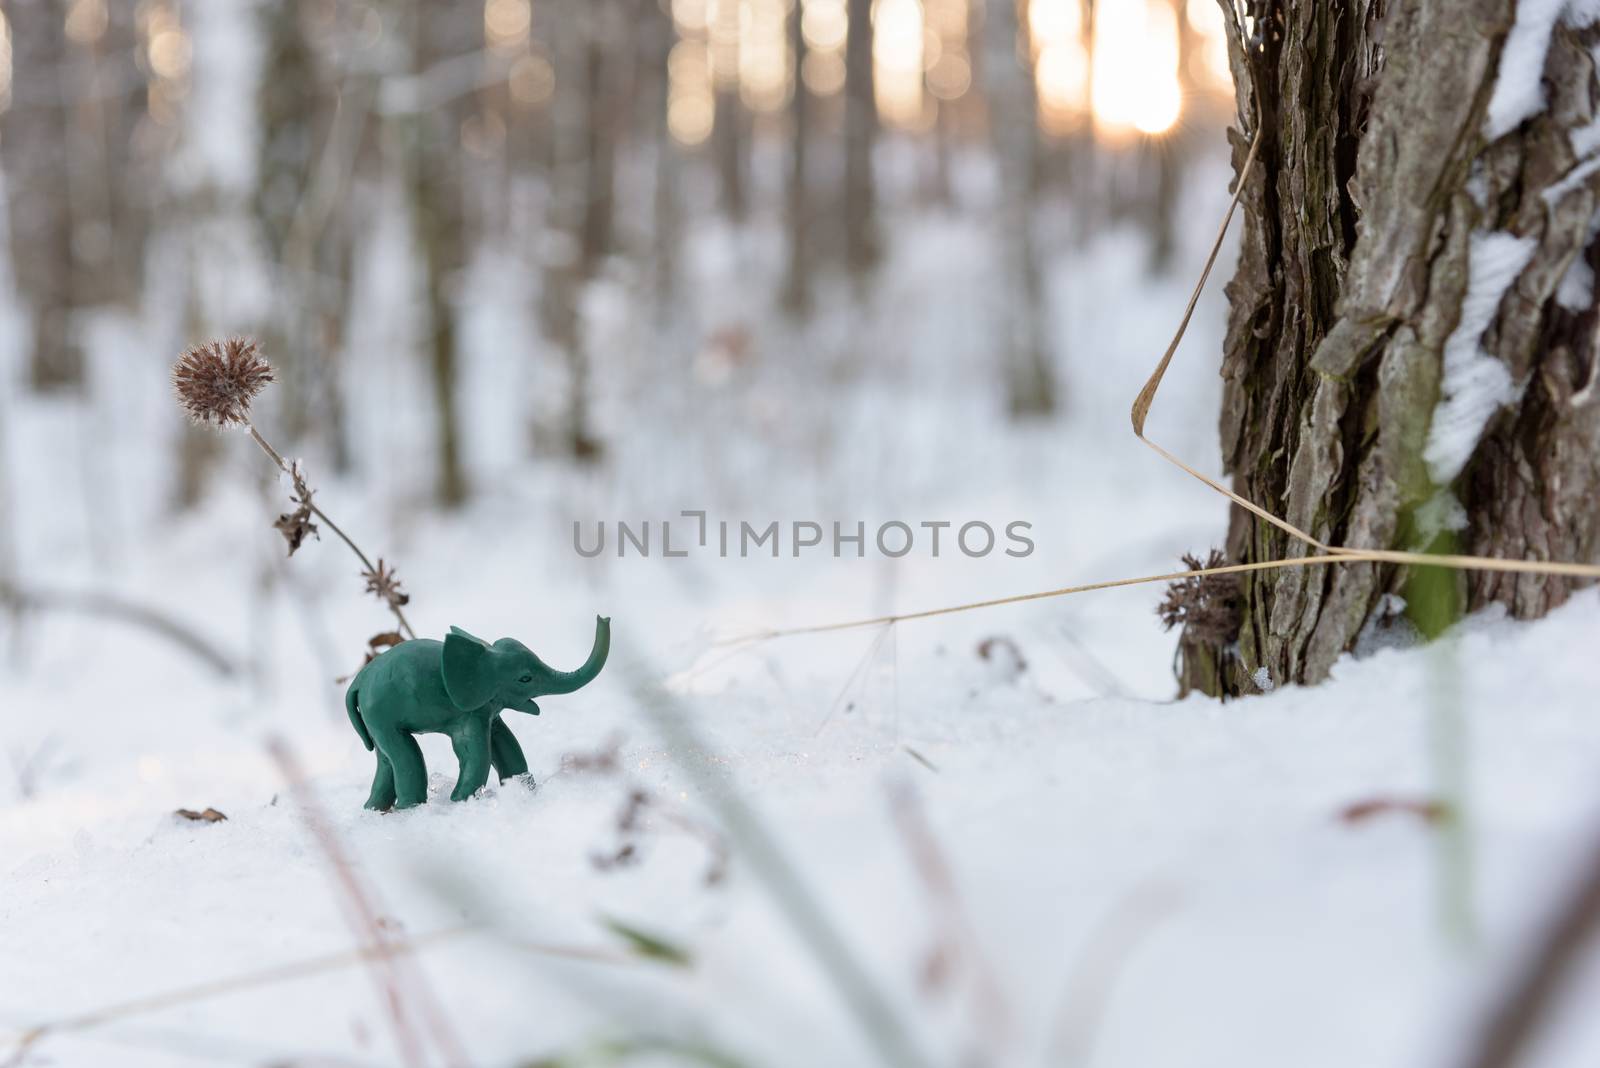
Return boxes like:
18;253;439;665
2;0;84;390
643;0;682;318
255;0;327;447
1181;2;1600;695
712;0;748;224
782;0;812;317
1148;1;1199;273
581;2;622;273
76;0;151;305
844;0;879;277
983;0;1054;417
407;0;476;506
541;0;603;460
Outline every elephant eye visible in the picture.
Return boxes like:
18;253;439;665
519;675;532;684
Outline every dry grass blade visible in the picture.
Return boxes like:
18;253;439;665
0;927;472;1063
266;737;465;1068
620;664;931;1068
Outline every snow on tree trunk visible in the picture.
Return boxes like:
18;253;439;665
3;0;84;390
983;0;1055;417
1180;0;1600;696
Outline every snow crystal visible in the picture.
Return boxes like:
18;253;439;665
1252;666;1275;692
1423;231;1537;484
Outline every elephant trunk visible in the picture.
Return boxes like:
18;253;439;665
538;616;610;695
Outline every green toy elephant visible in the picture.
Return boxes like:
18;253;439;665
345;616;610;810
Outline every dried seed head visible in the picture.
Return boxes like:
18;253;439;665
1158;550;1243;643
172;338;274;428
361;558;411;610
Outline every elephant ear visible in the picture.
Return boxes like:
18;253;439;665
442;627;499;711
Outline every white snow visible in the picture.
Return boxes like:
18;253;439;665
1423;231;1537;484
1556;246;1596;309
1487;0;1567;139
1488;1;1600;138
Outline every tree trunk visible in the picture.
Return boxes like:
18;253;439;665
540;0;602;461
1180;1;1600;696
641;0;680;320
640;0;680;321
844;0;879;277
581;5;619;274
409;0;475;506
983;0;1054;417
1149;0;1200;273
3;0;84;391
255;0;322;446
70;0;150;306
782;0;812;318
712;0;747;225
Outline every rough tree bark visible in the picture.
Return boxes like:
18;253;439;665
1179;1;1600;696
984;0;1055;417
2;0;84;390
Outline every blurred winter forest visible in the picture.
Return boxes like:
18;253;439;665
0;0;1234;514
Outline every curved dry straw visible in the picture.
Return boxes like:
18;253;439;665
719;118;1600;649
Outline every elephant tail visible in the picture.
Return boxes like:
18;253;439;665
346;683;374;751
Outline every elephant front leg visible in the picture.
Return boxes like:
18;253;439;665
365;753;396;811
449;720;491;802
489;716;530;784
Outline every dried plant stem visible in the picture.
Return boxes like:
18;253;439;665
246;421;415;640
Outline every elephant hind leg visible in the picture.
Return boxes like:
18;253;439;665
375;730;428;808
365;754;396;811
450;721;491;802
489;716;530;784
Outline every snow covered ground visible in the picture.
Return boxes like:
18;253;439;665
4;167;1600;1068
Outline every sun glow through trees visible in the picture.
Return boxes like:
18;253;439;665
661;0;1229;144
